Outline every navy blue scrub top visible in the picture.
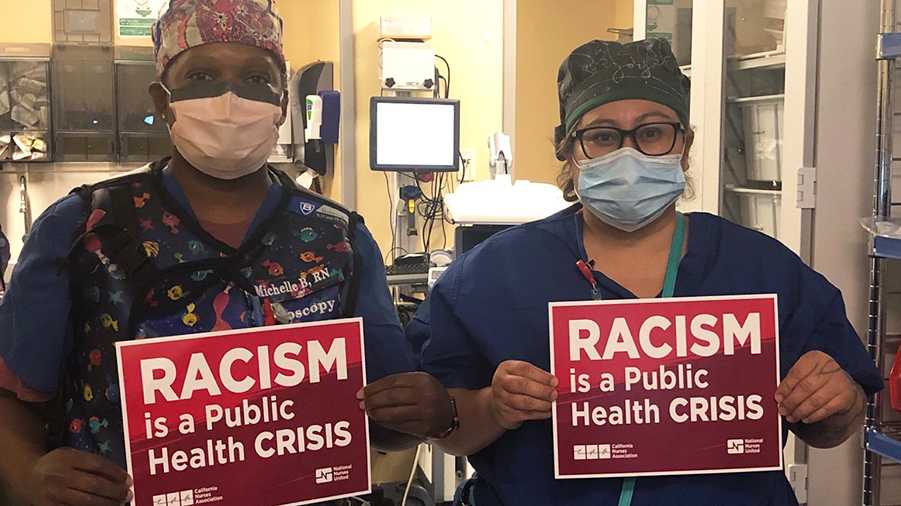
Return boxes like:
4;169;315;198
407;204;883;506
0;167;415;400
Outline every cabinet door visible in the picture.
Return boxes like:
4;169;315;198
717;1;788;242
0;59;52;162
53;45;116;162
116;61;170;162
717;0;816;256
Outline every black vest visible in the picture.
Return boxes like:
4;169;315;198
57;160;362;468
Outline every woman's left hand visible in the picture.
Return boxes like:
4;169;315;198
775;350;863;425
358;372;456;439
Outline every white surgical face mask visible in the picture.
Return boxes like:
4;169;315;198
576;147;686;232
161;82;283;180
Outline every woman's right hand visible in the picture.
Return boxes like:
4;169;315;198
489;360;559;430
26;448;133;506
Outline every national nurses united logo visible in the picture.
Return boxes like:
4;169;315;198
316;467;334;484
727;438;764;455
315;464;354;485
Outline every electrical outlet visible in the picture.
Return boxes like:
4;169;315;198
459;148;476;182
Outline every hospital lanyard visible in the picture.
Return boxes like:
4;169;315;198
576;212;684;301
575;212;685;506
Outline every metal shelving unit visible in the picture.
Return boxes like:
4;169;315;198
864;1;901;504
868;425;901;463
873;235;901;261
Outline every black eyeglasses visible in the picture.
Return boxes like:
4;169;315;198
571;122;685;159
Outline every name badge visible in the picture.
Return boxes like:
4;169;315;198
253;268;345;303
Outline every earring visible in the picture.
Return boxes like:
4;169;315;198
161;112;167;120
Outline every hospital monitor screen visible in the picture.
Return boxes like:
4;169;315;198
370;97;460;172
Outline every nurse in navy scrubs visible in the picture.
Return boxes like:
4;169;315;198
397;39;883;506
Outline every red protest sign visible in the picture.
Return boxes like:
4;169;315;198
115;318;370;506
549;295;782;479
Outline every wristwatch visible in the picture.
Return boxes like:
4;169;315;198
429;395;460;440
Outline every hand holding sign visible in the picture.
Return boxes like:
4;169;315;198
775;350;863;425
489;360;559;430
26;448;133;506
359;372;456;438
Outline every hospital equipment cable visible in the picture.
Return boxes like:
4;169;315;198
409;170;454;255
401;444;423;506
416;172;450;251
424;55;454;248
417;175;440;252
436;166;456;227
384;172;397;264
436;54;451;98
440;171;457;227
435;173;452;249
384;172;409;264
376;38;395;71
435;173;448;248
458;152;467;183
425;185;438;250
438;75;449;98
433;66;441;98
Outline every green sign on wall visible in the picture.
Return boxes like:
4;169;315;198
117;0;165;38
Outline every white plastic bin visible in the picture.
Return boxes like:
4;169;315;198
734;95;784;182
727;187;781;239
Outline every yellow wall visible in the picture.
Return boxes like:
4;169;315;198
0;0;51;44
513;0;632;186
615;0;635;29
353;0;505;253
281;0;344;202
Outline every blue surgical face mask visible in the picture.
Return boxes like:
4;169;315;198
576;147;686;232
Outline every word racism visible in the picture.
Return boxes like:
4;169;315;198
566;311;765;427
138;339;352;476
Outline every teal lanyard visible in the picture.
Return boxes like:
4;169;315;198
662;212;684;299
618;212;685;506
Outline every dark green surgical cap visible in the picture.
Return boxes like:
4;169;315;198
554;38;690;161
